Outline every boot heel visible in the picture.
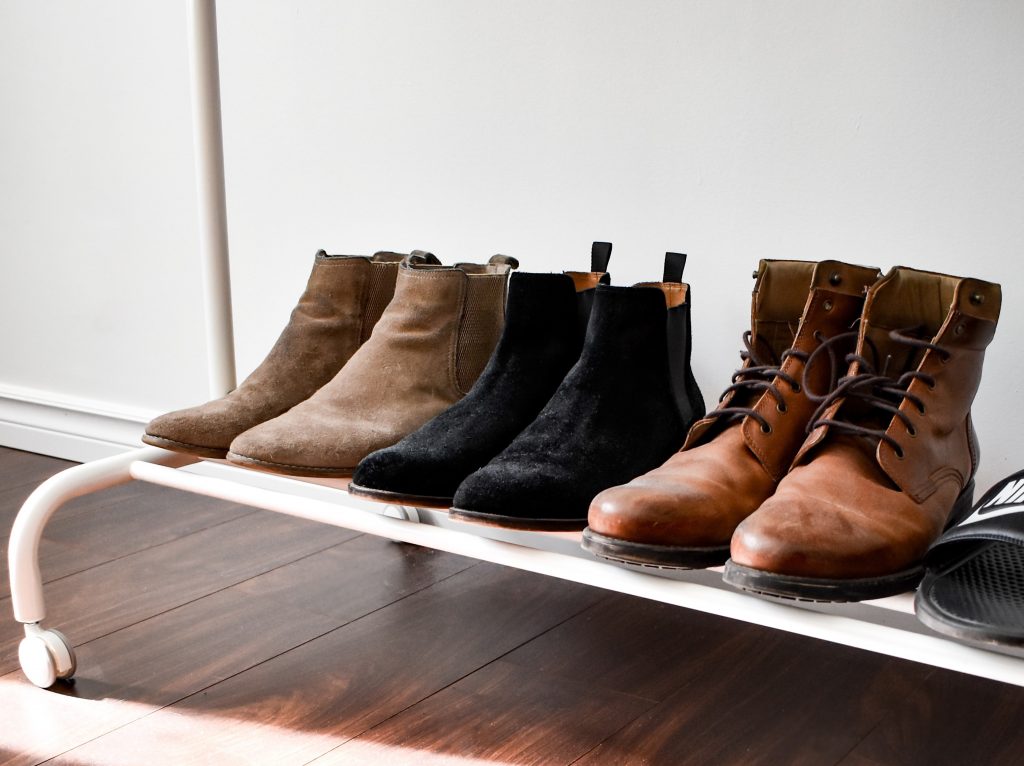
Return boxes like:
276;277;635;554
945;479;977;530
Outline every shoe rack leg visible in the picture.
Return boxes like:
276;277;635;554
7;446;195;686
186;0;237;398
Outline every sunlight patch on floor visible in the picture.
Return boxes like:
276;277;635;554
0;678;504;765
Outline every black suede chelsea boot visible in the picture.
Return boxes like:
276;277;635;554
449;252;705;530
347;243;614;507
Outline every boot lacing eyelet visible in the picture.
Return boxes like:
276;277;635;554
761;423;773;434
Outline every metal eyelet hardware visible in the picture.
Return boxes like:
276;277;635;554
895;448;906;460
777;403;787;413
907;424;917;437
761;423;773;434
954;323;966;336
823;299;834;311
970;292;985;305
829;272;842;286
792;383;802;393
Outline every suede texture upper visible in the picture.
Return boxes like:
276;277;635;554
352;271;587;500
452;283;704;523
227;258;512;475
142;251;405;456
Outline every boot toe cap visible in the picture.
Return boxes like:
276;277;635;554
144;405;238;453
353;447;459;498
453;462;590;522
730;510;815;576
228;415;347;472
588;480;745;548
729;498;910;580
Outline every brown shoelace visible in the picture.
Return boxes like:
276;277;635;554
803;327;951;458
704;331;811;433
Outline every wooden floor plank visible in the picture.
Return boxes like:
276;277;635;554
0;535;475;766
571;626;933;766
0;511;359;676
836;669;1024;766
0;450;74;532
0;484;256;599
49;564;604;765
310;658;654;766
499;594;753;703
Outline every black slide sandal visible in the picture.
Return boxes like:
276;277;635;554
916;470;1024;655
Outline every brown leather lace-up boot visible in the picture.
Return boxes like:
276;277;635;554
725;266;1001;602
142;249;420;459
582;259;881;569
226;254;516;477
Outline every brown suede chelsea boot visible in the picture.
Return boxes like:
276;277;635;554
724;266;1001;602
142;249;419;459
583;259;881;569
226;254;517;477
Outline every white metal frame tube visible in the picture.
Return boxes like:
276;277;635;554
186;0;236;397
7;448;196;624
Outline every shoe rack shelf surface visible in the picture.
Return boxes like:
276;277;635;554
9;445;1024;690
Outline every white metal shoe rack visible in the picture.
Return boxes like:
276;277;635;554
8;0;1024;690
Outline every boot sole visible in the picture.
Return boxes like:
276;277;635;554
347;483;454;509
722;480;977;603
721;561;925;603
225;452;355;478
449;508;588;531
581;529;730;570
141;434;228;460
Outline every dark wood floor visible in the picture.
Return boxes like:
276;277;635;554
1;446;1022;765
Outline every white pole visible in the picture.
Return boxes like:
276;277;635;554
186;0;237;396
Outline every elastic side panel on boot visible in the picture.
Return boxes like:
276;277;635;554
361;262;400;342
667;301;705;426
455;275;508;393
567;272;611;338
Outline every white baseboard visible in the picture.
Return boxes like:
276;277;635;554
0;384;158;463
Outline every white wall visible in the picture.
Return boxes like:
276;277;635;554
1;1;1022;488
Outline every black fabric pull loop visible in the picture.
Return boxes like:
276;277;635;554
591;242;612;273
663;252;687;283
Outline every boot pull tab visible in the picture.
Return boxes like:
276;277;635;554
663;252;687;283
591;241;613;273
409;250;441;266
488;254;519;271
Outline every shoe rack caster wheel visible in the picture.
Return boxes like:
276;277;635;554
381;504;421;524
19;627;77;688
